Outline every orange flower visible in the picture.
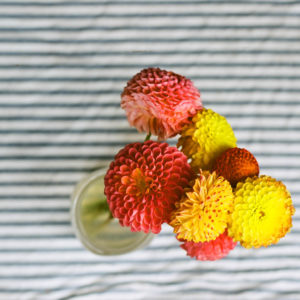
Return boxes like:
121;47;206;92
121;68;202;140
169;171;234;242
212;147;259;186
104;141;194;234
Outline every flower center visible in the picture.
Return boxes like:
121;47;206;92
258;210;265;219
131;168;153;196
252;206;266;221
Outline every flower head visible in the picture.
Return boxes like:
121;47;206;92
212;147;259;187
229;176;295;248
121;68;202;140
178;109;237;171
180;230;237;261
169;171;234;243
104;141;194;234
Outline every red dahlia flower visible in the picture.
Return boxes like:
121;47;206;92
180;230;237;261
104;141;194;233
121;68;202;140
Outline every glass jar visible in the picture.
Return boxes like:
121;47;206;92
71;168;154;255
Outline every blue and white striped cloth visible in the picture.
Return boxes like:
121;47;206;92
0;1;300;299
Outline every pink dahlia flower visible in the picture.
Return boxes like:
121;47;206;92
180;230;237;261
104;141;194;234
121;68;202;140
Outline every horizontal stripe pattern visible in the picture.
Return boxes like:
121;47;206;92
1;1;300;299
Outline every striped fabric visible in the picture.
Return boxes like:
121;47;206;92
1;0;300;299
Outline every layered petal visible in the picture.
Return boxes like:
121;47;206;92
169;171;234;243
180;230;237;261
121;68;202;140
212;147;259;187
229;176;295;248
104;141;194;234
178;109;237;171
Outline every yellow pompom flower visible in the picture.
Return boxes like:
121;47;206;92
177;108;237;171
169;171;234;243
229;176;295;248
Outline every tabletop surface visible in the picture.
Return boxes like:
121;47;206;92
0;1;300;299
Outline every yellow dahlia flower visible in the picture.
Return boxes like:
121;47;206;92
177;108;237;171
169;171;234;243
229;176;295;248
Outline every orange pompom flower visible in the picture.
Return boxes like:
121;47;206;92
180;230;237;261
121;67;202;140
104;141;194;234
212;147;259;186
169;171;234;243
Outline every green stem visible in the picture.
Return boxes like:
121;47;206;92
144;133;152;141
108;210;114;220
94;212;114;233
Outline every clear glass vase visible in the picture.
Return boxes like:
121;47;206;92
71;168;154;255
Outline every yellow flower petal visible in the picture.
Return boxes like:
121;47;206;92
229;176;295;248
169;171;234;243
178;108;237;171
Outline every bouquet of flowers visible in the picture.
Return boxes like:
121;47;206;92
104;68;295;261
